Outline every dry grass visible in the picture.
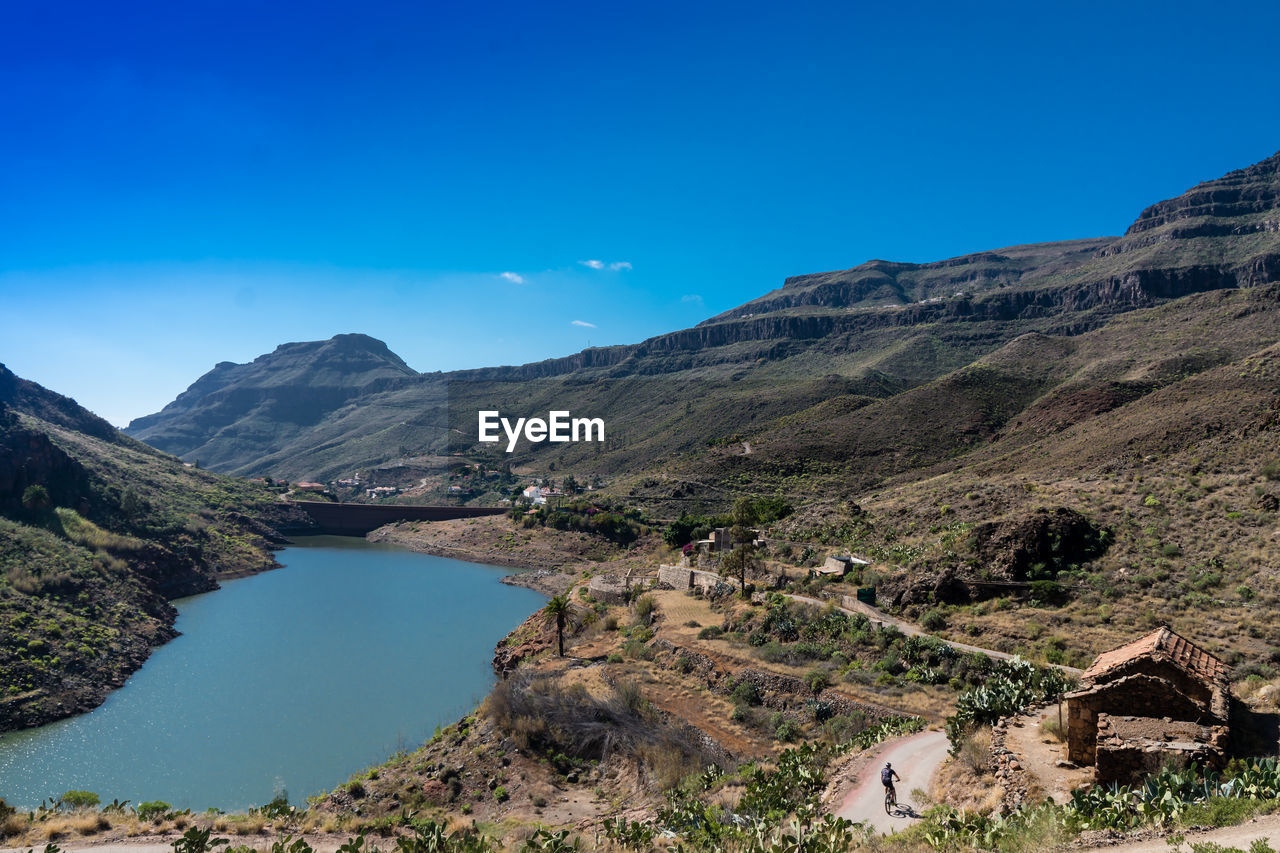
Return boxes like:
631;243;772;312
932;727;1003;814
933;754;1004;815
957;726;992;775
0;813;30;840
1237;676;1280;711
1040;714;1066;742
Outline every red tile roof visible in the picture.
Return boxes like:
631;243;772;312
1083;626;1229;684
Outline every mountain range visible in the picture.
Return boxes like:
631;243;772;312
126;151;1280;495
118;150;1280;663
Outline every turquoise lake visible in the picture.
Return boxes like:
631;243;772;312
0;536;545;810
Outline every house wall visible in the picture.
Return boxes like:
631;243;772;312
1065;673;1208;765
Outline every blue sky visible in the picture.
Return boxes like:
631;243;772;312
4;1;1280;426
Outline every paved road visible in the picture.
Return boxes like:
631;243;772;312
835;728;949;834
787;593;1083;675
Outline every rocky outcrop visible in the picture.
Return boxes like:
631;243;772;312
972;507;1110;583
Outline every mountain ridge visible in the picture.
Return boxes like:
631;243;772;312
126;149;1280;483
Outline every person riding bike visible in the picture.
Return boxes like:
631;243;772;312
881;761;901;801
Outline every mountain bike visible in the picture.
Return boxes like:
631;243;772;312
884;785;897;815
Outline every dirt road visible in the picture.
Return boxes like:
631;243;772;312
835;728;950;835
787;593;1083;675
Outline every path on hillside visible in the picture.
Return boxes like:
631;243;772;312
786;593;1084;675
835;728;949;834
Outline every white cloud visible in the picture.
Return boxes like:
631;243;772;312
499;271;525;284
608;261;632;271
571;319;596;328
579;259;605;270
681;294;704;305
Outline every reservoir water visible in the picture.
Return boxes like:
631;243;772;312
0;536;545;810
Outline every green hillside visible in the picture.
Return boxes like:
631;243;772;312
0;365;305;731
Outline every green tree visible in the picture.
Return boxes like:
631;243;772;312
22;484;50;511
543;594;575;657
121;487;144;518
731;496;760;527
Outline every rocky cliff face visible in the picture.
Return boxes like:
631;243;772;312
704;239;1115;320
1124;151;1280;235
1100;151;1280;256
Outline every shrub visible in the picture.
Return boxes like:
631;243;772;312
606;652;623;664
633;594;657;625
804;669;831;695
486;672;720;780
698;625;724;640
137;801;172;821
920;609;947;631
821;713;868;744
21;484;50;511
1041;714;1066;742
1261;459;1280;481
1028;579;1068;606
731;680;762;706
957;727;991;774
60;790;99;809
674;655;694;674
622;639;651;659
775;719;801;742
493;785;508;803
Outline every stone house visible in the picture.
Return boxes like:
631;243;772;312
1064;626;1230;783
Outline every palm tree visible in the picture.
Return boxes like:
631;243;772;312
543;594;574;657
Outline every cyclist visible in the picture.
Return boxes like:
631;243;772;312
881;761;901;803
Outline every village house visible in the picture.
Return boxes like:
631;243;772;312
811;554;869;579
1064;626;1230;784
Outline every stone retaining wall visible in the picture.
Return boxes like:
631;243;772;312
656;564;733;596
990;710;1036;812
648;637;910;724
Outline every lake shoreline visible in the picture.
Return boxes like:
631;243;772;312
0;538;546;811
365;515;657;598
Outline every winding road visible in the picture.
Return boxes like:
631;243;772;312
836;728;950;834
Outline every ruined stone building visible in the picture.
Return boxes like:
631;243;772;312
1065;626;1230;783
